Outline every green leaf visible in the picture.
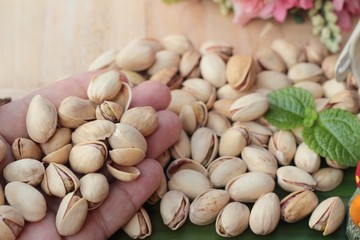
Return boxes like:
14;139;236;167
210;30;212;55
264;87;316;130
162;0;182;4
303;107;318;128
303;108;360;166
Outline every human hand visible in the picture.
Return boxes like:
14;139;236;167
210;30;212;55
0;71;181;240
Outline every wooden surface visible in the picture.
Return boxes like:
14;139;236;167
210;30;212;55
0;0;354;100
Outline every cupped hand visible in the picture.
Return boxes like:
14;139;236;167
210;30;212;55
0;71;181;240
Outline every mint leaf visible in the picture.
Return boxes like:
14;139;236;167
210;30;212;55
264;87;316;130
303;109;360;166
303;107;318;128
162;0;182;3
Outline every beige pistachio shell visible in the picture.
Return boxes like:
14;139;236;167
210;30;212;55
294;142;321;173
226;55;256;91
295;81;324;99
121;106;159;137
149;66;183;90
88;49;118;71
56;191;88;236
0;205;25;240
268;130;296;166
161;34;193;55
312;168;343;192
219;126;250;157
322;78;347;98
80;173;109;210
156;150;171;168
190;127;219;166
325;158;348;169
179;101;208;135
116;42;156;71
180;50;201;78
168;169;212;199
206;110;231;137
226;172;275;203
315;98;331;112
168;90;197;115
200;53;226;87
72;120;115;145
26;95;57;143
255;71;291;91
217;84;251;100
0;139;6;162
40;127;72;155
120;69;145;87
230;93;269;122
207;156;247;188
0;184;4;205
148;174;168;205
277;166;317;192
249;192;280;235
182;78;215;105
309;197;345;236
291;126;304;144
160;190;190;230
329;90;360;113
96;101;124;122
288;63;322;83
122;207;152;239
166;158;208;179
109;147;145;166
256;47;286;72
5;181;46;222
216;202;250;237
212;98;236;119
112;82;132;112
189;189;230;226
235;121;272;147
12;137;42;160
147;49;180;75
109;123;147;152
305;37;328;64
271;39;303;68
3;159;44;186
169;130;191;159
132;37;164;52
321;54;339;79
42;143;72;165
106;161;140;182
200;40;233;62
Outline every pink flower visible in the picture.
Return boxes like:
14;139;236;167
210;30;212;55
333;0;360;31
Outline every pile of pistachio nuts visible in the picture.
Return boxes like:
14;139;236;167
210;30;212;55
0;70;160;238
87;35;360;239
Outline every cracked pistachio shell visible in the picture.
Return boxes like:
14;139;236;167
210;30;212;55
180;50;201;78
226;55;256;92
41;163;80;197
200;40;233;62
312;168;343;192
80;173;109;210
207;156;247;188
12;137;42;160
168;169;212;199
161;34;193;55
42;143;72;165
88;49;118;71
120;69;145;87
212;98;236;119
147;50;180;75
58;96;96;128
200;53;227;87
321;54;339;79
295;81;324;99
3;159;44;186
325;158;348;169
255;71;291;91
121;106;159;137
132;37;163;52
149;66;183;90
168;89;197;115
294;142;321;173
87;70;124;104
182;78;216;108
116;42;156;71
249;192;280;235
268;130;296;166
148;174;167;205
109;123;147;152
106;161;140;182
219;126;250;157
315;98;331;112
216;202;250;237
160;190;189;230
0;184;4;205
271;39;303;69
280;190;318;223
329;90;360;114
0;139;6;162
26;95;57;143
190;127;218;167
288;63;322;83
226;172;275;203
190;189;230;226
96;101;124;122
40;127;71;155
112;82;132;112
56;191;88;236
291;126;304;144
5;181;46;222
166;158;208;179
309;197;345;236
322;78;347;98
156;150;171;168
122;207;152;239
206;110;231;137
109;147;145;166
169;130;191;159
235;121;272;147
179;101;208;135
69;141;107;174
0;205;24;240
230;93;269;122
305;37;329;64
217;84;251;100
72;120;115;145
241;145;278;178
277;166;317;192
256;47;286;72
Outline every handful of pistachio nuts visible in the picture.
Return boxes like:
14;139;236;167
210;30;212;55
87;35;359;238
0;70;160;238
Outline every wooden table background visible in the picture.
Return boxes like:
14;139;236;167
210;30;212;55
0;0;354;100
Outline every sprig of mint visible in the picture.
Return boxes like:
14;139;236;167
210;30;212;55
264;87;360;166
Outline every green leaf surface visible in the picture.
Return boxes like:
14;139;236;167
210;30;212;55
162;0;183;4
264;87;316;130
303;109;360;166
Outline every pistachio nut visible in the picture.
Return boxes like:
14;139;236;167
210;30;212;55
168;169;212;199
0;205;24;240
271;39;303;68
42;144;72;165
122;207;152;239
160;190;190;230
235;121;272;147
147;50;180;75
295;81;324;99
5;181;46;222
26;95;57;143
88;49;118;71
96;101;124;122
80;173;109;210
277;166;317;192
217;84;251;100
315;98;331;112
230;93;269;122
325;158;348;169
190;127;218;166
241;145;278;178
212;98;236;119
69;141;107;174
288;63;322;83
268;130;296;165
200;53;226;87
168;89;197;115
112;82;132;111
149;66;183;90
56;191;88;236
120;69;145;87
109;147;145;167
226;172;275;203
166;158;208;179
256;47;286;72
321;54;339;79
255;71;291;91
294;142;321;173
189;189;230;225
291;126;304;144
108;123;147;152
206;110;231;137
249;192;280;235
207;156;247;188
0;184;4;205
72;119;116;145
219;126;250;157
200;40;233;62
329;90;360;113
156;149;171;168
169;130;191;159
312;168;343;192
12;137;42;160
121;106;159;137
280;190;318;223
3;159;45;186
215;202;250;237
58;96;96;128
179;101;208;135
41;163;80;197
40;127;71;155
148;174;167;205
322;78;348;98
182;78;216;108
106;161;141;182
115;42;156;71
304;37;329;64
226;54;256;91
0;139;6;162
161;34;193;55
179;50;201;78
309;197;345;236
132;37;164;52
